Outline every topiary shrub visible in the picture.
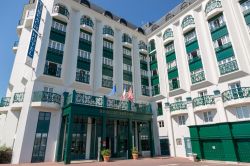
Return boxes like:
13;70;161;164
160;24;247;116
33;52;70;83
0;145;12;164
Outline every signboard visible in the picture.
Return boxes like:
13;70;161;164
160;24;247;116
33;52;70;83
26;0;43;66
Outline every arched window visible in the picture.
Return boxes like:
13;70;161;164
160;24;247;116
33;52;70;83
80;15;94;28
80;0;91;8
181;15;195;29
163;28;173;40
148;39;156;52
205;0;222;14
139;41;147;50
104;11;113;19
119;18;127;26
53;4;70;19
122;33;132;44
103;25;114;36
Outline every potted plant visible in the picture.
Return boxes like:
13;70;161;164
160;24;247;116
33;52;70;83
101;149;111;162
132;147;139;160
0;145;12;164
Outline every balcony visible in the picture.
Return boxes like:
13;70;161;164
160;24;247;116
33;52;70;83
219;60;239;75
163;29;174;44
64;91;152;114
0;97;10;112
13;41;19;54
102;78;113;89
44;65;61;78
52;4;69;22
205;0;223;19
103;26;114;41
76;73;90;84
191;71;205;84
182;15;195;33
193;95;216;112
80;16;94;33
222;87;250;107
13;92;25;103
122;34;132;48
170;101;188;116
31;91;61;109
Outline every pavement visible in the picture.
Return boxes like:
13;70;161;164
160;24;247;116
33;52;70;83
1;157;249;166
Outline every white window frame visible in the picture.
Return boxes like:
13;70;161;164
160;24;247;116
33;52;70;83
178;115;186;126
52;20;66;32
235;106;250;120
165;43;174;53
80;31;92;41
103;57;113;66
78;49;91;60
209;15;225;30
184;31;196;43
49;40;64;51
203;111;213;123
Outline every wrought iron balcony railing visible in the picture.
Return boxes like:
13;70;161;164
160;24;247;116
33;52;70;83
191;71;206;84
193;95;215;108
13;92;25;103
170;101;187;112
219;60;238;75
53;4;70;19
76;73;90;84
32;91;61;104
0;97;11;107
222;87;250;102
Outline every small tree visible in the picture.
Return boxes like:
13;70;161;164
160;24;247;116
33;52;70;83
0;145;12;164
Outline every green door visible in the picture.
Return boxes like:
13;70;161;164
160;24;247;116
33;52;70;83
202;140;225;161
236;139;250;162
184;137;192;157
160;139;170;156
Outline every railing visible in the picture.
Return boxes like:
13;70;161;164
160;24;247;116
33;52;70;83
205;0;222;14
163;29;173;40
219;60;238;75
215;42;232;52
64;91;152;114
53;4;69;19
13;92;25;103
181;15;195;29
191;71;205;84
0;97;11;107
170;101;187;112
193;95;215;108
103;26;114;36
102;79;113;89
76;73;90;84
80;17;94;28
32;91;61;104
122;34;132;44
44;65;61;78
222;87;250;102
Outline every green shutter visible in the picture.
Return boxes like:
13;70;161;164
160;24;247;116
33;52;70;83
140;63;148;70
77;61;91;71
211;26;228;41
103;49;113;59
123;72;133;82
244;14;250;25
151;77;159;86
189;59;203;71
46;52;63;64
141;78;149;86
150;62;158;70
102;67;113;77
123;56;132;65
79;41;92;52
186;40;199;53
216;46;234;61
50;30;66;44
166;52;176;63
168;69;178;80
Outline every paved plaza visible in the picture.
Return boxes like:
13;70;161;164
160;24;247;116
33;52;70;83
1;158;248;166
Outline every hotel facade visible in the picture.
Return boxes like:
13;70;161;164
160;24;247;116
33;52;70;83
0;0;250;164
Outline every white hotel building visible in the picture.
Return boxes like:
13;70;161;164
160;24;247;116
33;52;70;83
0;0;250;164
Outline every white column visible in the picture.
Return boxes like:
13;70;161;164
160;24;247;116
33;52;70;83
93;20;103;92
113;28;123;96
132;36;141;102
85;117;92;159
165;103;176;157
214;91;228;122
62;10;81;86
186;98;196;126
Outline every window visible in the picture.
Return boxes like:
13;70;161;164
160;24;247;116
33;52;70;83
150;55;157;62
209;15;225;31
213;35;230;48
44;87;53;93
178;115;186;126
123;64;132;72
241;0;250;12
103;40;113;49
188;49;200;61
235;106;250;119
51;20;66;32
78;49;91;60
218;56;235;65
103;57;113;66
184;30;196;43
191;68;203;75
169;78;179;90
48;40;64;51
203;111;213;123
77;69;89;75
158;121;164;127
123;81;132;92
140;54;147;61
44;61;61;77
198;90;207;97
80;31;92;41
151;69;158;77
102;75;113;81
123;47;131;56
175;97;182;102
165;42;174;53
167;60;177;70
140;69;148;77
176;138;182;145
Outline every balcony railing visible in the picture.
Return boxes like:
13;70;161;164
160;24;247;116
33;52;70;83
219;60;238;75
102;79;113;89
191;71;205;84
32;91;61;104
193;95;215;108
170;101;187;112
13;92;25;103
64;91;152;114
0;97;11;107
44;65;61;78
222;87;250;102
53;4;69;19
205;0;222;14
181;16;195;29
80;17;94;28
103;26;114;36
163;29;173;40
139;43;147;51
76;73;90;84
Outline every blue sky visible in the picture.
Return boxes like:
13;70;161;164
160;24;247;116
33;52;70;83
0;0;181;97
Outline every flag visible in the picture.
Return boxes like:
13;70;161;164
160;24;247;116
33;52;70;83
127;87;134;102
121;85;127;100
107;85;116;96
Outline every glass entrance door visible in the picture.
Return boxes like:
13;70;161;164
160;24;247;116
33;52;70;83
117;120;128;158
184;137;192;157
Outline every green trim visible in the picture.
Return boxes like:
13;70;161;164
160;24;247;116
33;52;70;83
186;40;199;53
46;48;63;64
168;68;178;80
140;63;148;70
166;52;176;63
79;40;92;52
123;72;133;82
50;30;66;44
216;44;234;61
151;77;159;86
123;55;132;65
150;62;158;70
102;66;113;77
141;78;149;86
211;25;228;41
103;48;113;59
77;60;90;71
53;18;67;25
189;59;203;72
